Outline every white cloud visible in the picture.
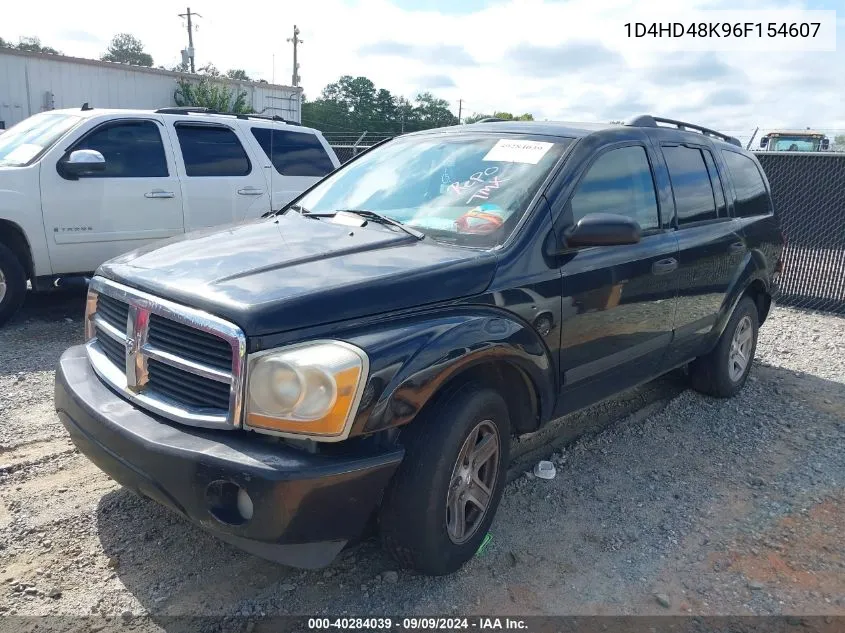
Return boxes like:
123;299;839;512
3;0;843;143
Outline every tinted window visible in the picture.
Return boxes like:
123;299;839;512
663;145;717;224
570;146;659;231
72;121;167;178
722;151;770;217
251;128;335;177
702;150;727;217
175;125;250;177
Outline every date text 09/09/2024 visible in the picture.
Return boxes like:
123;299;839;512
307;617;529;630
624;22;821;38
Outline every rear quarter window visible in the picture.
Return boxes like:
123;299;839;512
722;150;771;217
251;128;335;177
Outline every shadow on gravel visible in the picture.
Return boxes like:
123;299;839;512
10;289;87;325
92;364;844;619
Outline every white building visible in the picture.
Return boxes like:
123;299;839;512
0;48;302;129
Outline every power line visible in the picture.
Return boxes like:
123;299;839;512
177;7;201;73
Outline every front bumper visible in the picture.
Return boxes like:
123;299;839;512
55;345;403;569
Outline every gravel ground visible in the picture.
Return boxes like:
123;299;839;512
0;291;843;627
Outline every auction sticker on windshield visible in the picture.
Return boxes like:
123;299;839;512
483;139;554;165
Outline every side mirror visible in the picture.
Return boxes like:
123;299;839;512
564;213;641;249
759;137;768;149
821;138;830;151
60;149;106;179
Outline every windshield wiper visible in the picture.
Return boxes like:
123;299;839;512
312;209;425;240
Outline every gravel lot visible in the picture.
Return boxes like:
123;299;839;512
0;290;843;627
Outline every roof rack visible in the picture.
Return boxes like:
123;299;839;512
235;113;300;126
474;117;506;123
627;115;742;147
153;107;300;126
154;107;220;115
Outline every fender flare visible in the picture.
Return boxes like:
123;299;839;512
345;307;557;437
713;248;771;339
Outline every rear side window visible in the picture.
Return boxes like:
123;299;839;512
175;125;251;177
662;145;718;225
702;150;727;217
569;145;659;231
250;128;335;177
722;150;771;217
72;120;168;178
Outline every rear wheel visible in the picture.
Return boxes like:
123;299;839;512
690;296;759;398
0;243;26;327
378;383;510;575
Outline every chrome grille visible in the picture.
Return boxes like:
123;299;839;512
148;314;232;372
84;277;246;430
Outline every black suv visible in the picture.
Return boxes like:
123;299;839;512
55;115;783;575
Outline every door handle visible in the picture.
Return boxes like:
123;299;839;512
729;241;746;254
145;190;175;199
237;187;264;196
652;257;678;275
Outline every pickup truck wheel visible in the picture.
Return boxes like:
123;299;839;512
0;243;26;327
378;383;510;575
690;296;759;398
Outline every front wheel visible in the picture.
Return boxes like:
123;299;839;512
690;295;759;398
0;243;27;328
378;383;510;575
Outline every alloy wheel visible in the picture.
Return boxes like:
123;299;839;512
728;315;754;382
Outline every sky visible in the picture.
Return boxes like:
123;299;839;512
2;0;843;145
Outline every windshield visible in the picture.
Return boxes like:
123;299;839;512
0;112;83;167
771;137;820;152
294;132;572;247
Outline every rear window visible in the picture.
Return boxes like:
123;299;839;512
722;150;771;217
175;125;251;177
663;145;718;225
251;128;335;177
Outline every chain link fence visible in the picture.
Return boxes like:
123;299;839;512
755;152;845;315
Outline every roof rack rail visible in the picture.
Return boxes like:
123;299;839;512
627;115;742;147
154;107;220;115
235;113;300;126
475;117;506;123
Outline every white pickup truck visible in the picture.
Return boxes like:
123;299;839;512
0;106;341;325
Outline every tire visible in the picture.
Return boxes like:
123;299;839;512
0;243;27;328
378;382;511;575
689;296;759;398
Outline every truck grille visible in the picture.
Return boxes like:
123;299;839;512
84;277;246;429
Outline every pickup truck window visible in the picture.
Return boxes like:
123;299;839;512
175;124;251;177
722;150;771;217
0;112;82;167
71;120;168;178
570;146;659;231
251;128;335;177
294;133;571;248
663;145;718;225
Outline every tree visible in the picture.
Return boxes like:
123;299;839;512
226;69;251;81
833;134;845;152
3;36;61;54
197;63;221;77
464;111;534;124
101;33;153;67
174;76;251;113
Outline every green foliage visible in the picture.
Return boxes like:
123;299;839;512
174;76;252;113
101;33;153;67
226;69;251;81
1;36;61;54
301;75;460;135
464;111;534;124
833;134;845;152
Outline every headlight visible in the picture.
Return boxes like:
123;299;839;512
244;340;369;440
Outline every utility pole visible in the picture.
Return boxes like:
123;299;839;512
178;7;201;73
287;25;302;87
458;99;462;124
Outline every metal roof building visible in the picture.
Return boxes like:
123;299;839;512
0;48;302;129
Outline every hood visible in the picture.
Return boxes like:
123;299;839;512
99;212;498;336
